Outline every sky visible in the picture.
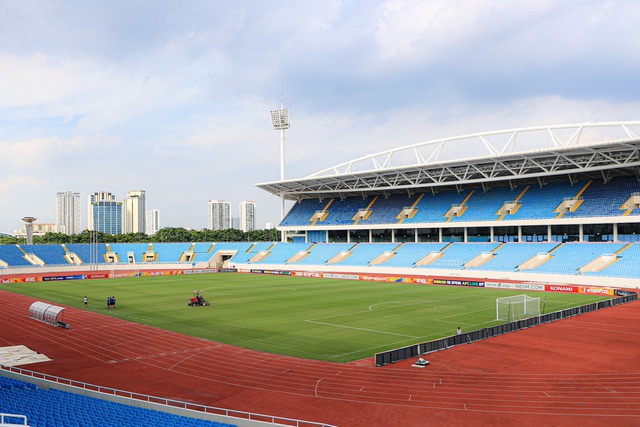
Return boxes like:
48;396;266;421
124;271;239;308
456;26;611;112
1;0;640;234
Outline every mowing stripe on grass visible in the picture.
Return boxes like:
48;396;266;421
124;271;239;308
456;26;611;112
304;319;420;339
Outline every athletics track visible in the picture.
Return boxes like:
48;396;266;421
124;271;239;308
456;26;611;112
0;290;639;427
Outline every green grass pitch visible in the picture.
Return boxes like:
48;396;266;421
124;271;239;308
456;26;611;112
2;273;611;362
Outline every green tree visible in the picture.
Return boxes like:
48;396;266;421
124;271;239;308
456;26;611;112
35;232;71;244
152;227;194;242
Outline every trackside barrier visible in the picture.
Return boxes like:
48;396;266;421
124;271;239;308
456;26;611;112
375;292;638;366
0;365;337;427
0;413;28;426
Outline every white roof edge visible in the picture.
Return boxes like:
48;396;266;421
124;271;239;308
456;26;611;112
305;121;640;178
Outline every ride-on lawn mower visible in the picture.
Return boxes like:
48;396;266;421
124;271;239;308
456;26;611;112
188;291;209;307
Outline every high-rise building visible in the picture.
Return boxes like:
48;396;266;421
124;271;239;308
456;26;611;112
207;200;231;230
56;191;81;235
239;200;256;232
88;192;122;234
123;190;146;234
146;209;160;235
231;217;240;230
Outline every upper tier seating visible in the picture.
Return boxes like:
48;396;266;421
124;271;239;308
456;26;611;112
509;182;580;220
448;186;515;222
279;199;329;226
280;176;640;227
358;194;419;225
404;190;472;224
323;197;374;225
563;177;640;218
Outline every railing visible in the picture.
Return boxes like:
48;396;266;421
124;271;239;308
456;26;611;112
0;413;28;425
0;365;336;427
375;291;638;366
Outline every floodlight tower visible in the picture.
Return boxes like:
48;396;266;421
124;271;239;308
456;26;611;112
22;216;37;245
270;97;290;242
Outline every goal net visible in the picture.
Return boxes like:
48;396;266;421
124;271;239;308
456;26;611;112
496;294;541;321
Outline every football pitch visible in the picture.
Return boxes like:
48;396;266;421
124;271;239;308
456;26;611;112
2;273;611;362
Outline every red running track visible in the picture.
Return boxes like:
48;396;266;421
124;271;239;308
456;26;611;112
1;290;639;427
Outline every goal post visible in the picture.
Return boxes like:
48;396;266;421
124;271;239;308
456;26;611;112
496;294;541;322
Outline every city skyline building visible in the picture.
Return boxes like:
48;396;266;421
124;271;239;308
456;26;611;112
123;190;146;234
207;200;231;230
56;191;81;235
239;200;256;232
88;192;122;235
146;209;160;235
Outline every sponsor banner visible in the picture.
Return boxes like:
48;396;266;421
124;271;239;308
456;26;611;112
0;277;42;283
360;275;390;282
616;289;634;297
87;273;109;280
293;271;322;278
546;284;579;293
323;273;360;280
433;278;485;287
485;282;545;291
139;270;188;277
250;269;292;276
579;286;615;296
111;272;135;278
218;268;237;273
42;275;85;281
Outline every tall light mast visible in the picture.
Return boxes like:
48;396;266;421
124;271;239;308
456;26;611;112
270;98;290;242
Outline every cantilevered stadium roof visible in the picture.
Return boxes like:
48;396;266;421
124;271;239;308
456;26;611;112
256;121;640;201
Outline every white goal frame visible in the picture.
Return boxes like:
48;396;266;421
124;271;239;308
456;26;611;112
496;294;541;322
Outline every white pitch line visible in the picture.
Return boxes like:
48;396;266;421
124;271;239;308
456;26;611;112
305;319;420;338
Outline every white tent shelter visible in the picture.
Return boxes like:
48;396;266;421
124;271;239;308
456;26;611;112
28;302;69;329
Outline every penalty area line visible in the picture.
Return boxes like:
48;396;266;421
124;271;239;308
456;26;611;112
305;319;419;338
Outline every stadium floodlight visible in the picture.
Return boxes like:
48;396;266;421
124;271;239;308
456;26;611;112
270;107;290;132
496;294;541;322
270;97;290;242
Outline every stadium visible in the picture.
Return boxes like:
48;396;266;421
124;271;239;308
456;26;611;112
1;121;640;426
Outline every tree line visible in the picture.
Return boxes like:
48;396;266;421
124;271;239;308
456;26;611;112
0;227;281;245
